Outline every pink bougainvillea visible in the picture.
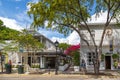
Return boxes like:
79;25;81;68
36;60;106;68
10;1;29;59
64;44;80;55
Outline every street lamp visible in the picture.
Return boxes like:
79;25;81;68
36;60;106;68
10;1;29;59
54;40;59;75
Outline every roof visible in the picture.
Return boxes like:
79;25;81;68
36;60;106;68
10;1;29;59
87;11;116;24
27;29;55;46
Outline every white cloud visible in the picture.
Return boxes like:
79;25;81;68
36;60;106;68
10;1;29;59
27;4;31;11
51;37;69;44
31;0;39;3
16;11;32;24
66;31;80;45
27;0;39;11
51;31;80;45
0;17;24;31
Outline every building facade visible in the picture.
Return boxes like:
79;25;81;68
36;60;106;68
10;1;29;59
80;23;120;70
7;29;65;69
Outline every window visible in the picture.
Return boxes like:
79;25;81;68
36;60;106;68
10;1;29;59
87;52;95;65
109;39;113;52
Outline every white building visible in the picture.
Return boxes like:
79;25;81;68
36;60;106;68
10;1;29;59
7;29;65;69
80;12;120;70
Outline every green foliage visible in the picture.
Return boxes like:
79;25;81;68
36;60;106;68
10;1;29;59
16;30;44;52
112;54;119;59
58;43;70;51
113;61;118;68
16;65;19;68
101;54;105;61
28;0;120;74
72;51;80;66
0;19;20;55
0;20;20;40
28;0;120;38
12;65;16;68
31;64;40;68
28;0;92;36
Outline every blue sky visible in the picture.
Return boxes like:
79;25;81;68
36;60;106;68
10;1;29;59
0;0;106;44
0;0;29;23
0;0;65;39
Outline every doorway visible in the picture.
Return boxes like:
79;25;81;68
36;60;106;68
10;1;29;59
28;57;31;66
46;57;56;69
105;56;111;69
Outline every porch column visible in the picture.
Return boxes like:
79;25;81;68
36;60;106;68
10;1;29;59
40;56;45;68
111;56;114;70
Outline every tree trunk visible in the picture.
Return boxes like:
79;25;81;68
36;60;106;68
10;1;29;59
95;60;100;75
93;47;101;75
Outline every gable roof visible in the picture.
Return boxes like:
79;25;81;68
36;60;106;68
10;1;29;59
27;29;55;46
87;11;116;25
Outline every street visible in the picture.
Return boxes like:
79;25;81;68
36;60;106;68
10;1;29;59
0;73;120;80
0;75;85;80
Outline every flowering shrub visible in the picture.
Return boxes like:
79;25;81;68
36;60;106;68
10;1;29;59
64;44;80;55
64;44;80;66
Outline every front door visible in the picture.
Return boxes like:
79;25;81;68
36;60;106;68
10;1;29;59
28;57;31;67
46;57;56;69
105;56;111;69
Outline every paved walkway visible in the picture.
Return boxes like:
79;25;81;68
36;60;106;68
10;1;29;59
1;66;120;80
0;70;120;80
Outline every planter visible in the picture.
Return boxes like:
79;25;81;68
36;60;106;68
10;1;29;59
59;66;64;71
5;64;12;74
74;66;80;72
18;65;24;74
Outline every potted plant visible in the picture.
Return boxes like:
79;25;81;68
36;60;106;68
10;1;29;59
112;54;119;69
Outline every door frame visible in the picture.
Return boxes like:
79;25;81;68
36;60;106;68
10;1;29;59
105;55;111;69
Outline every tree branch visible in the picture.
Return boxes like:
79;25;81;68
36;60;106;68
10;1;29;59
99;2;120;49
77;0;97;48
55;21;90;46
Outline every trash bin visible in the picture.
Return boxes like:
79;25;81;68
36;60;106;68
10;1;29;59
5;64;12;74
18;65;24;74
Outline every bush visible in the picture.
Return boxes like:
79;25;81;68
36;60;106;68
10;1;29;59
112;54;119;60
12;65;15;68
101;54;105;61
72;51;80;66
16;65;19;68
31;65;40;68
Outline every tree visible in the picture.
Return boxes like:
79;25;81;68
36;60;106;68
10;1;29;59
0;19;20;72
28;0;120;74
16;29;44;67
0;20;20;40
58;43;70;51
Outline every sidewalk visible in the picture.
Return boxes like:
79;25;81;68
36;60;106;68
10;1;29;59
0;70;120;80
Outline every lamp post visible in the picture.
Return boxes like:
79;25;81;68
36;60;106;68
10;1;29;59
54;40;59;75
